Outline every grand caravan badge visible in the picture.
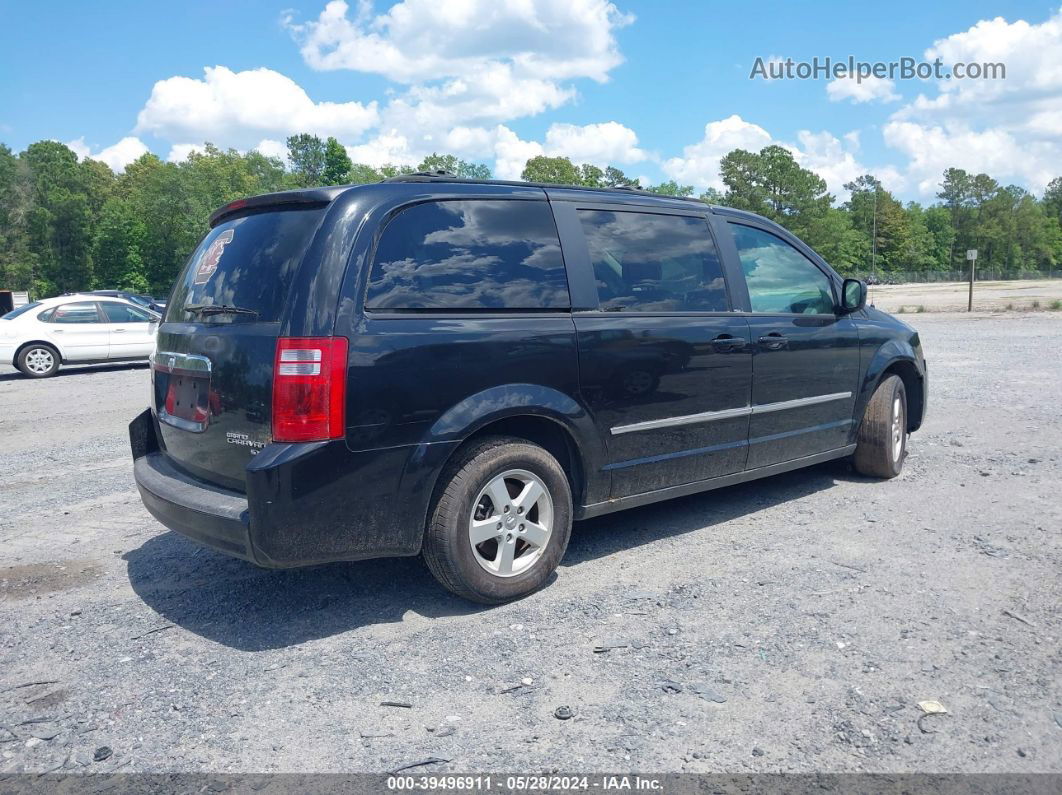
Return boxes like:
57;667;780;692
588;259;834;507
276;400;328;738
194;228;235;285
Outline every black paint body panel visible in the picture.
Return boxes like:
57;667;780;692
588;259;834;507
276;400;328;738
131;181;927;568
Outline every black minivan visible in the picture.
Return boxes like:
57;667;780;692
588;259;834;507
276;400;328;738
131;175;927;603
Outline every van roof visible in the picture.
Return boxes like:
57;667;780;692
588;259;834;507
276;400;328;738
208;174;772;228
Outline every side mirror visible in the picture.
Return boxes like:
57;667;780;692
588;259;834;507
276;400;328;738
840;278;867;313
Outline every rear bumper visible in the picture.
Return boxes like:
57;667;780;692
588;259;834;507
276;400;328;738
134;452;254;561
0;342;16;367
129;408;457;568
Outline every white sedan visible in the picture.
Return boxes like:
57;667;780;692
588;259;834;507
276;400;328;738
0;294;160;378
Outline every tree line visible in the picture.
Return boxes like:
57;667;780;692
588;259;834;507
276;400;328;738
1;134;1060;297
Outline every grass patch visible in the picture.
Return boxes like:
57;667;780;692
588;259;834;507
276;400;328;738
896;306;906;314
916;305;926;313
1005;302;1015;311
1031;300;1041;310
1049;299;1062;311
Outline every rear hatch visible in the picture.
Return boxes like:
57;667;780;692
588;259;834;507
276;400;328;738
153;205;328;491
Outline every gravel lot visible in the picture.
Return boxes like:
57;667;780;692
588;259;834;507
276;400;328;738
1;312;1060;775
870;278;1062;313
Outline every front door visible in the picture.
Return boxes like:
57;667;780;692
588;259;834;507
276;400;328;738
99;301;157;359
569;206;753;497
725;222;861;469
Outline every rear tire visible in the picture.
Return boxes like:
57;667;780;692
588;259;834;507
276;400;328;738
853;374;907;478
423;435;572;604
17;344;60;378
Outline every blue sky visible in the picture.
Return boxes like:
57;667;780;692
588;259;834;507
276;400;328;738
2;1;1060;200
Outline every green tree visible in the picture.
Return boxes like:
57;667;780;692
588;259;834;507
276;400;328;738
1043;177;1062;225
0;144;36;289
720;145;832;244
843;175;918;273
603;166;639;188
92;197;147;290
648;180;694;197
20;141;96;295
578;163;605;188
521;155;582;185
378;163;416;178
416;153;491;179
349;163;383;184
286;134;326;187
323;137;353;184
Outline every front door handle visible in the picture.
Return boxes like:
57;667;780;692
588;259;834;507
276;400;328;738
711;334;745;351
757;333;788;351
113;328;127;333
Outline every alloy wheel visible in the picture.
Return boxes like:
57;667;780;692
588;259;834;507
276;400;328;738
25;348;55;375
468;468;554;577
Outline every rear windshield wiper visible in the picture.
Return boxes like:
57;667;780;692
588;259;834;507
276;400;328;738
183;303;259;318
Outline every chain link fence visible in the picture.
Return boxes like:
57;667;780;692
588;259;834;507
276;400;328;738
862;269;1062;284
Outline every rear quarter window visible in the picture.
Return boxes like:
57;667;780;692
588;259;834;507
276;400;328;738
365;199;570;310
167;207;326;323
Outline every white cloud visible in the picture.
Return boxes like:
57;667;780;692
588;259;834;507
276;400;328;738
285;0;633;83
343;118;645;179
135;66;378;149
166;143;205;163
543;121;644;164
491;125;545;179
254;139;289;161
883;7;1062;195
826;75;900;104
344;130;419;167
66;136;149;172
661;115;773;191
883;120;1060;196
786;130;905;196
282;0;634;162
661;115;899;198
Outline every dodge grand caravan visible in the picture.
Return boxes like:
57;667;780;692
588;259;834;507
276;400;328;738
130;175;927;603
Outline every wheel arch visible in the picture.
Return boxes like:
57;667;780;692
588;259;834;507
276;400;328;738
880;359;924;432
856;341;926;435
14;339;64;365
398;384;609;547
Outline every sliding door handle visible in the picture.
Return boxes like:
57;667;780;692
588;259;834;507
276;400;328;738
711;334;745;351
757;333;788;351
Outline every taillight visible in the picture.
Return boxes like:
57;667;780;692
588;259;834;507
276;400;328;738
272;337;348;443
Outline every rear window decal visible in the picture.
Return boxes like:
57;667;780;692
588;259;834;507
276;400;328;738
194;229;235;285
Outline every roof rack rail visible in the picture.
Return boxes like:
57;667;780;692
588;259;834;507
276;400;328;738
382;170;457;182
369;174;704;203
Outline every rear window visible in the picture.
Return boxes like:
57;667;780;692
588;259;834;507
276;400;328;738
166;207;326;323
2;301;41;320
365;200;570;310
44;301;103;324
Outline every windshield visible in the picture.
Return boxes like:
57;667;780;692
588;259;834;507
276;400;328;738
2;301;42;320
166;207;325;324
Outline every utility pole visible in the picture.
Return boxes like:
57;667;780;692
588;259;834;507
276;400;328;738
871;187;878;278
966;249;977;312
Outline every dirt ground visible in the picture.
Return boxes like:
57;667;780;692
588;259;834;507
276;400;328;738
870;278;1062;313
1;312;1060;775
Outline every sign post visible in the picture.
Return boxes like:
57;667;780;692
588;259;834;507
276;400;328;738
966;249;977;312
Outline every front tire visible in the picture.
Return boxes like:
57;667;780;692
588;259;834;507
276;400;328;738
423;436;573;604
853;374;907;478
17;344;60;378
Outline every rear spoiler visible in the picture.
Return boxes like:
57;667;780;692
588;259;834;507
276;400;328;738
208;187;346;228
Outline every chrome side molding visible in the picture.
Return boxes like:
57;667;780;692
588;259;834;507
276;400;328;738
610;392;852;435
